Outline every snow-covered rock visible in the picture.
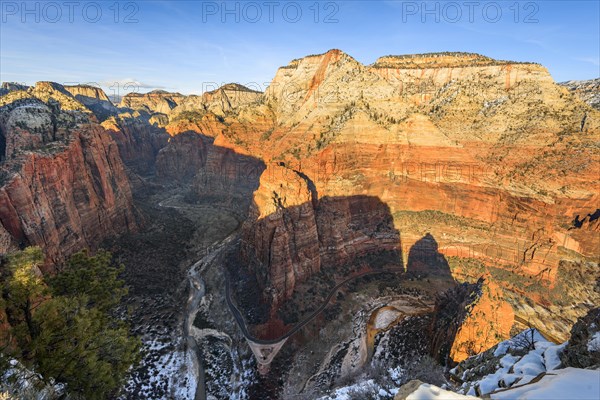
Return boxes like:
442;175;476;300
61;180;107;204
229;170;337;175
491;368;600;400
451;329;566;396
403;383;477;400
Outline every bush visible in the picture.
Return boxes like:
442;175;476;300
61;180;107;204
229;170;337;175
403;356;446;387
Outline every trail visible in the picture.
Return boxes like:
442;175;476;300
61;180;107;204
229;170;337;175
225;267;406;344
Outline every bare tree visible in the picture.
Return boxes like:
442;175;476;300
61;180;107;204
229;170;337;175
511;326;537;352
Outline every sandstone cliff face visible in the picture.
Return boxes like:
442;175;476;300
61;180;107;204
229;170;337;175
156;131;207;182
241;163;401;310
449;278;514;362
230;50;599;339
120;90;185;115
171;83;262;118
64;84;118;121
101;115;169;176
429;280;483;365
0;85;137;266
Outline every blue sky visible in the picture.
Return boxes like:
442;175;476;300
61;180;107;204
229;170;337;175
1;1;598;95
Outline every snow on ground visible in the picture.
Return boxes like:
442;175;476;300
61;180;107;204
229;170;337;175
454;329;568;396
491;368;600;400
406;383;477;399
374;308;402;330
0;358;64;398
316;379;398;400
543;342;566;371
588;332;600;352
121;337;197;399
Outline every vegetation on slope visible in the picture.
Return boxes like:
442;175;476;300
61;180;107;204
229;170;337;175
0;247;140;399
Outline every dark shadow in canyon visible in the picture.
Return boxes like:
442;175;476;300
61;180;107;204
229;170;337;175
231;196;472;398
103;126;266;398
406;232;453;280
107;122;476;396
235;194;404;329
106;126;265;298
404;233;482;367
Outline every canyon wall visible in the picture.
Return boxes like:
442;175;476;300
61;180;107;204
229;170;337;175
229;50;599;340
1;52;597;352
0;84;138;266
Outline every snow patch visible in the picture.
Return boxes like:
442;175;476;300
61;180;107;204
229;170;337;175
491;368;600;400
374;308;402;330
406;383;477;399
543;343;566;371
587;332;600;352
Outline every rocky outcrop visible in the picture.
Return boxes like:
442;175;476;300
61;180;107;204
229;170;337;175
64;84;117;121
120;89;186;114
559;78;600;110
1;82;30;95
0;87;137;266
241;163;401;310
560;307;600;368
429;280;483;365
166;112;226;138
171;83;262;118
449;278;514;362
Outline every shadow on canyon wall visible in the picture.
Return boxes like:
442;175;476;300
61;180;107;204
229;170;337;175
108;124;265;211
237;194;404;325
109;123;475;369
407;232;453;280
103;123;481;400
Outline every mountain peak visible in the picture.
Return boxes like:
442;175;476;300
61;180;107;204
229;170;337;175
207;83;263;95
372;52;538;69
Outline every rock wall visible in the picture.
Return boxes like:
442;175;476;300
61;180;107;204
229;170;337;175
234;50;598;341
241;164;401;310
120;90;186;114
102;116;169;176
0;86;138;266
0;125;137;266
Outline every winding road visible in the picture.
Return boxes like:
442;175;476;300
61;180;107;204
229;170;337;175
224;261;406;366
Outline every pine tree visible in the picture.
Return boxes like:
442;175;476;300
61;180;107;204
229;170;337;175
1;247;140;399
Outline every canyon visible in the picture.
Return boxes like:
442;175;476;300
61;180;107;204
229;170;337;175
0;50;598;399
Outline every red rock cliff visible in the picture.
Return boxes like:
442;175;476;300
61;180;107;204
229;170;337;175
0;86;138;267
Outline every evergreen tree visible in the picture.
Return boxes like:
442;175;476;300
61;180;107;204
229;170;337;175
49;249;127;312
0;247;140;399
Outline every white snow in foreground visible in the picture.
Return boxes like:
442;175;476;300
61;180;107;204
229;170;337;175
543;342;566;371
316;379;398;400
456;329;569;396
491;368;600;400
588;332;600;352
406;383;477;400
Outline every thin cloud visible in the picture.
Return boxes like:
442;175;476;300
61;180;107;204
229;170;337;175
98;79;166;90
574;57;600;67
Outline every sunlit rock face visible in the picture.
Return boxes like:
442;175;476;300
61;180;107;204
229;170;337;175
64;84;118;122
0;50;597;363
228;50;599;342
120;90;186;115
0;84;138;266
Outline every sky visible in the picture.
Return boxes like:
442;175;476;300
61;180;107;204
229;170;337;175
0;0;598;95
